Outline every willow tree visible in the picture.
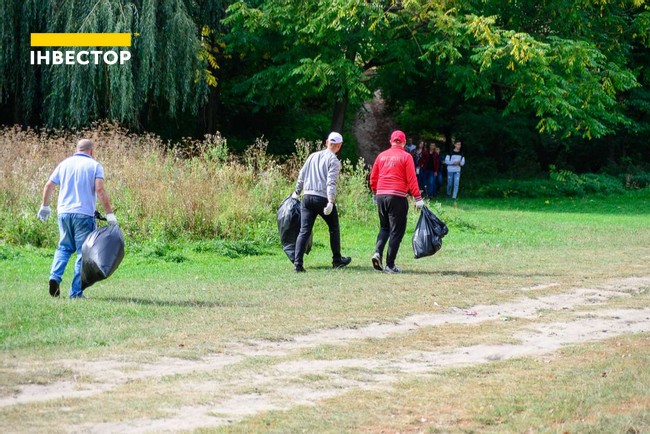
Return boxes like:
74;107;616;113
0;0;211;129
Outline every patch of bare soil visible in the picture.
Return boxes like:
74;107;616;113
2;276;649;432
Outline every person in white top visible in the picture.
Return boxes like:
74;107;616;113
443;141;465;200
38;139;117;298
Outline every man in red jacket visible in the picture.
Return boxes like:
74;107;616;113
369;130;424;273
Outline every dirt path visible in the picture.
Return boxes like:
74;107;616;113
2;276;649;432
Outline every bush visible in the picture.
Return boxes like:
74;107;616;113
622;172;650;190
475;179;550;198
474;168;628;199
0;123;373;250
580;173;625;195
0;210;56;247
337;157;374;222
0;242;21;260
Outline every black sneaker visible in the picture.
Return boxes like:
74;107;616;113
332;257;352;269
294;265;306;273
49;279;60;297
371;253;383;271
384;264;401;274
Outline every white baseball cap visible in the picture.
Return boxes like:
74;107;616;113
327;132;343;144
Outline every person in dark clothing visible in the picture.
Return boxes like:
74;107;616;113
433;145;443;197
413;141;426;193
292;132;352;272
369;130;424;273
420;143;434;199
425;143;441;197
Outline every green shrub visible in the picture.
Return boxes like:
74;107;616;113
0;242;21;260
622;172;650;190
474;179;560;198
0;211;56;248
136;240;188;263
580;173;625;195
3;124;643;252
191;239;271;258
474;168;629;199
0;124;370;252
337;158;374;221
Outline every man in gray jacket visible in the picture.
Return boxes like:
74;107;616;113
291;132;352;272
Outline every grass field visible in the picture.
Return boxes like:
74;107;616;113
1;191;649;433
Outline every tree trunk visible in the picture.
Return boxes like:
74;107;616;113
443;127;453;153
330;92;348;134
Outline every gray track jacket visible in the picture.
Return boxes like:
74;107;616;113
294;148;341;201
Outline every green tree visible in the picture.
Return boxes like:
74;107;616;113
223;0;414;134
223;0;646;142
378;0;648;172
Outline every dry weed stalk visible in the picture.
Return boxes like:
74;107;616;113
1;123;371;246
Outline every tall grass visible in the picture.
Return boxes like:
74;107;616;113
0;124;372;248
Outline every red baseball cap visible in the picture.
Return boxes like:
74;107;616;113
390;130;406;144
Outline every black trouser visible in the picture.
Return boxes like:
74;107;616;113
294;194;342;267
375;195;408;267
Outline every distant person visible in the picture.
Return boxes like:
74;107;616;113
291;132;352;272
413;141;426;192
405;138;416;155
369;130;424;273
444;141;465;200
37;139;117;299
433;146;443;196
425;143;441;198
420;143;435;199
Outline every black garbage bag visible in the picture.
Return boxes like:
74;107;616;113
412;205;449;259
81;224;125;290
277;195;312;262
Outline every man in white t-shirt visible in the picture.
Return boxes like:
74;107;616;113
38;139;117;298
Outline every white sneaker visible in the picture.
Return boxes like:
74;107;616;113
384;264;401;274
371;253;383;271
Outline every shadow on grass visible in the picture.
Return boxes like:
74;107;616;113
96;296;258;308
308;264;556;278
436;270;558;278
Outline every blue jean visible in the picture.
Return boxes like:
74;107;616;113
446;171;461;199
421;169;435;198
50;213;96;298
416;169;425;191
434;172;443;196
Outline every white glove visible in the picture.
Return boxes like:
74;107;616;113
323;202;334;215
291;192;300;200
415;200;425;209
37;205;51;222
106;213;118;225
372;194;377;205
